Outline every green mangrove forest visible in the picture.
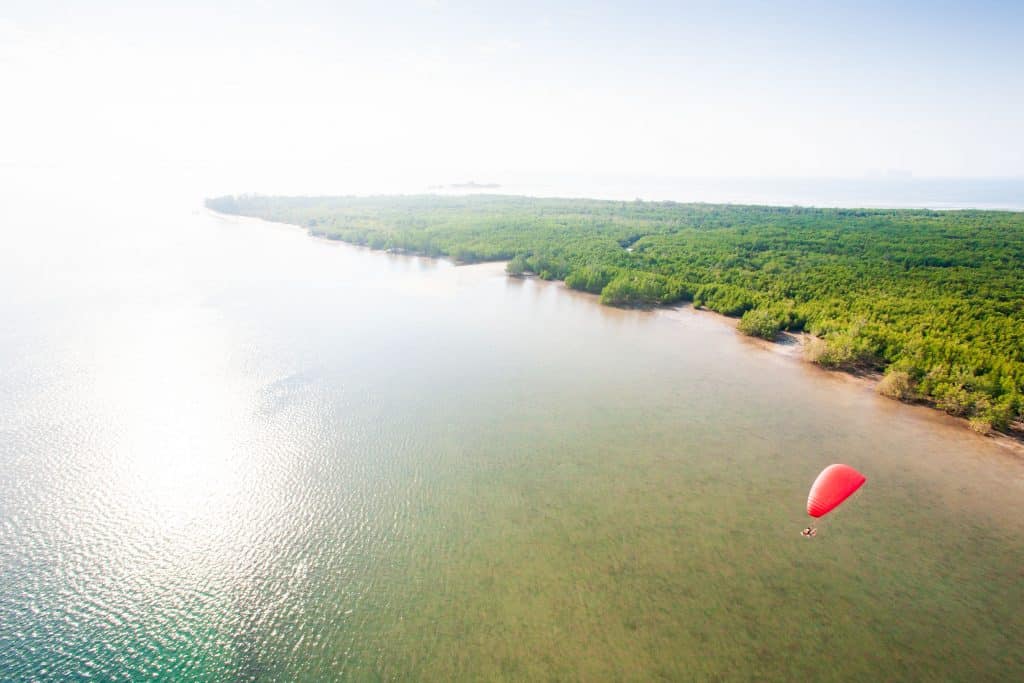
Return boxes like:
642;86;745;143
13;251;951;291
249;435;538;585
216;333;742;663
206;194;1024;435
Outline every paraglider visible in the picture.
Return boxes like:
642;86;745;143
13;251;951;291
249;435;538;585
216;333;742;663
802;464;866;537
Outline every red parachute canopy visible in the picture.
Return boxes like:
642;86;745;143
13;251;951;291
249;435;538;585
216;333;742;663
807;464;866;518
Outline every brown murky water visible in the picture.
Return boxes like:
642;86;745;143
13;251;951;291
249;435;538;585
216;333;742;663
1;181;1022;680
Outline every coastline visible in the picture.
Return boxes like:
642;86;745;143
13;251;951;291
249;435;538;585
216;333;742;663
669;301;1024;454
208;207;1024;454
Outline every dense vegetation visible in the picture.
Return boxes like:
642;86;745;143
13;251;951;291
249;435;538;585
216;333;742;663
206;194;1024;434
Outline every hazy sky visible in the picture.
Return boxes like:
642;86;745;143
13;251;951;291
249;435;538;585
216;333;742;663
2;1;1022;191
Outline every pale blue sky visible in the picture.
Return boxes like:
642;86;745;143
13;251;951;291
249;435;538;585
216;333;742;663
2;1;1021;188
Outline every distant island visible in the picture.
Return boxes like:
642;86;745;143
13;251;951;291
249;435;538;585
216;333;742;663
426;181;502;190
206;194;1024;437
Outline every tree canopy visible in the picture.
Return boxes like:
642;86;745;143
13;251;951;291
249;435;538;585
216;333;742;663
207;193;1024;434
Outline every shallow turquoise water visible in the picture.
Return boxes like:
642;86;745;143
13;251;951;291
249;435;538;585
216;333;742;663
1;179;1022;680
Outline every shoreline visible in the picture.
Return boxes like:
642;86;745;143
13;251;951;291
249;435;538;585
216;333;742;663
665;301;1024;455
209;207;1024;455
